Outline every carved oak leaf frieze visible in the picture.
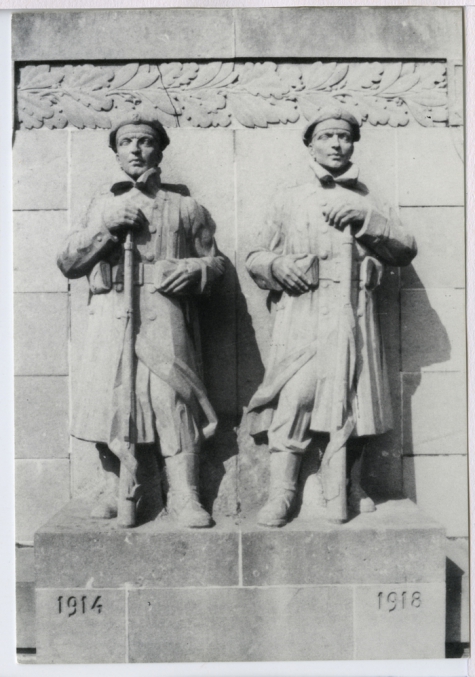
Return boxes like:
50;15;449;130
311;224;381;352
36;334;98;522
16;61;449;131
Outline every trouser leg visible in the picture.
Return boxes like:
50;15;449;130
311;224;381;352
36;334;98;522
259;360;317;527
150;373;212;528
90;443;120;519
347;437;375;514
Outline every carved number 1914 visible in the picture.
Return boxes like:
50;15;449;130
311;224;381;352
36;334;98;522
378;591;421;612
57;595;102;617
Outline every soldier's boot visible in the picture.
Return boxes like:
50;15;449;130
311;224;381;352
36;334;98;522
348;453;375;514
90;470;119;519
165;454;212;528
257;452;302;527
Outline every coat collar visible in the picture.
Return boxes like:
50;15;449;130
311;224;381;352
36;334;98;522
110;167;161;195
309;159;359;187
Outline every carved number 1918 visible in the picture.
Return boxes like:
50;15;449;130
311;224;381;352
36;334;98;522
57;595;102;617
378;591;421;612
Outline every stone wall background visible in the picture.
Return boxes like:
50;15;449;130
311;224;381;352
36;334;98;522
12;7;468;651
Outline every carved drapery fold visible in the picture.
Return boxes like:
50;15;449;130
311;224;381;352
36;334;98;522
17;60;449;131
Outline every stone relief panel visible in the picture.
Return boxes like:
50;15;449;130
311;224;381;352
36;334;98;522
17;60;448;131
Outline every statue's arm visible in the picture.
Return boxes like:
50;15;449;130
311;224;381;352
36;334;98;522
355;196;417;267
245;197;287;291
186;199;225;293
57;193;119;279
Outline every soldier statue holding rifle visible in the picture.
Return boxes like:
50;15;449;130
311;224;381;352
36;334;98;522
58;112;224;529
246;105;417;528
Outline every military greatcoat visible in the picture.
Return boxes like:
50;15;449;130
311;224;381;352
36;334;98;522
57;168;224;454
245;161;417;453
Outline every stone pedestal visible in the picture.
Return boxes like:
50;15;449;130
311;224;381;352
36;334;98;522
34;498;446;663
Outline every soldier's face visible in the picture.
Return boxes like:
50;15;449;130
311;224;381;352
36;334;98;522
309;120;354;172
116;124;162;179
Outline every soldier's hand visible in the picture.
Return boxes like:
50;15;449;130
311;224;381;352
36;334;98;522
323;194;368;230
158;259;202;295
103;204;148;234
271;256;312;294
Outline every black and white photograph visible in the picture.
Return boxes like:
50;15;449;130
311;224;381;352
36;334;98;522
9;5;469;668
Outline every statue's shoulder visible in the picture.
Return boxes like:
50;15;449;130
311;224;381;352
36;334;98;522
160;183;191;199
278;181;317;205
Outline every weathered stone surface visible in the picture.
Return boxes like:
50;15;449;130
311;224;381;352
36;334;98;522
36;588;126;663
128;585;353;663
16;582;36;649
354;582;445;659
446;538;470;643
398;128;464;207
14;293;68;376
13;131;68;210
13;10;235;60
403;455;468;538
402;372;467;456
400;207;465;289
16;459;70;543
401;288;466;373
241;499;445;587
14;211;68;293
235;7;462;60
15;376;69;459
35;499;239;588
16;545;35;582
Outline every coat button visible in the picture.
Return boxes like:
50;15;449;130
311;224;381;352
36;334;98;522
95;234;103;243
321;306;328;315
320;226;329;234
147;312;157;321
320;251;328;260
149;226;157;233
321;281;329;289
144;253;154;262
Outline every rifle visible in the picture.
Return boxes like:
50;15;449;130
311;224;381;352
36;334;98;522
117;230;139;528
322;224;356;523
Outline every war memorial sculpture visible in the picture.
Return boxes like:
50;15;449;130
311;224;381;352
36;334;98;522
12;7;467;666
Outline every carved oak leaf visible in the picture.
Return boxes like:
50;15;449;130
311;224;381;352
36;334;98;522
237;62;290;99
132;100;179;128
376;63;403;94
62;65;114;91
59;97;111;129
139;89;180;116
297;91;336;121
344;63;384;91
278;64;304;92
17;91;55;125
404;99;447;126
162;63;200;88
227;92;297;127
120;64;161;90
416;63;446;89
111;63;140;88
304;62;348;91
19;65;64;90
185;62;237;90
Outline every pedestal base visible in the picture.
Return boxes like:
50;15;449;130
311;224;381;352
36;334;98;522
34;498;446;663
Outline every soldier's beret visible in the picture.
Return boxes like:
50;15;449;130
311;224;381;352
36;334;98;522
109;112;170;152
303;106;361;145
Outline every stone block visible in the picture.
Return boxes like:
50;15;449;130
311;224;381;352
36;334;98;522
13;10;234;60
14;211;68;293
235;7;462;59
398;128;464;207
16;545;35;581
128;585;353;663
14;293;68;376
400;207;465;289
36;588;126;663
402;372;467;456
403;455;468;537
16;582;36;649
13;131;68;211
446;538;470;643
16;459;70;543
354;582;445;659
15;376;69;459
35;499;239;588
401;288;466;372
241;499;445;587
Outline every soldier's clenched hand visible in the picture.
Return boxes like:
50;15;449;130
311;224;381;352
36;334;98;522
271;256;312;294
103;203;148;234
323;194;368;230
158;260;202;295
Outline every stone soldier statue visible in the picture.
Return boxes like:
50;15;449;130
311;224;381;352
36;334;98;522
246;105;417;528
57;113;225;528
